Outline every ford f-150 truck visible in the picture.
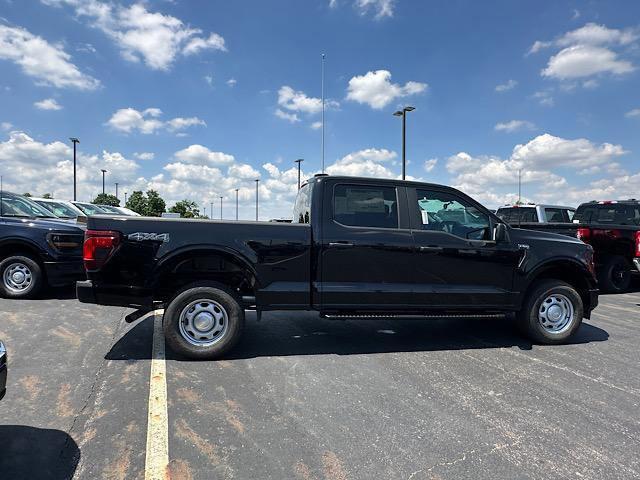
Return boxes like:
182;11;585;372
1;191;85;298
77;175;598;359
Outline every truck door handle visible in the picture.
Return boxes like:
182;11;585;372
419;245;443;252
329;241;354;247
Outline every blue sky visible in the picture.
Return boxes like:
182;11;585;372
1;0;639;218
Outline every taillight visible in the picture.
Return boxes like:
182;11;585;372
576;227;591;243
635;231;640;257
83;230;121;271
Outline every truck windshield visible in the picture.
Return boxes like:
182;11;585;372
35;200;78;218
1;193;58;218
292;183;311;223
574;203;640;225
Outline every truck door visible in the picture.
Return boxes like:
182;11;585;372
408;187;521;309
318;181;414;310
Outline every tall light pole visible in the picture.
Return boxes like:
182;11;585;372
70;138;79;201
101;169;107;194
321;53;325;173
393;106;415;180
115;182;119;200
235;188;239;221
295;158;304;189
255;179;259;221
124;192;128;204
210;201;213;219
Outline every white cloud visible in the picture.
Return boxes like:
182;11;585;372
423;158;437;172
625;108;640;118
0;130;138;200
495;79;518;92
226;78;237;87
354;0;395;19
529;23;638;80
494;120;535;133
0;24;100;90
533;90;554;107
174;144;234;166
42;0;227;71
106;108;205;134
134;152;154;160
346;70;427;109
1;122;13;131
34;98;63;110
326;148;399;178
275;109;300;123
310;121;323;130
204;75;213;86
542;45;634;79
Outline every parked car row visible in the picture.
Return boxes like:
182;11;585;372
497;200;640;293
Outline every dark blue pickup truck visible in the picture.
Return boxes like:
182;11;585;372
0;192;85;298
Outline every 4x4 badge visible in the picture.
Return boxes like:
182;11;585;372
128;232;170;243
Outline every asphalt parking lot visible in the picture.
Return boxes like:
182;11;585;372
1;287;639;480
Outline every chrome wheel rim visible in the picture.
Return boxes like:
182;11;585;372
3;262;33;294
538;293;574;334
178;299;229;347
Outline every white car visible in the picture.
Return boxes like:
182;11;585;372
31;197;87;220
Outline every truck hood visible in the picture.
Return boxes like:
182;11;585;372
4;216;85;233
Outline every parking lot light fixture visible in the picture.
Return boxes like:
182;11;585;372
392;106;415;180
255;179;259;221
295;159;304;189
101;169;107;194
235;188;239;220
69;138;80;201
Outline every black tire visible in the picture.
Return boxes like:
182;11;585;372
598;255;631;293
0;254;44;299
517;280;583;344
163;282;245;360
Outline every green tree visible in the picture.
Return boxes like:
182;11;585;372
23;192;32;197
146;189;166;217
169;200;200;218
125;191;148;215
42;193;53;199
92;193;120;206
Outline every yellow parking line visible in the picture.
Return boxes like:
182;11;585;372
145;311;169;480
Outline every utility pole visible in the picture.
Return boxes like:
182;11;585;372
210;201;213;219
115;182;119;200
518;169;522;205
124;192;128;204
393;106;415;180
219;196;223;220
321;53;325;173
101;169;107;194
70;138;80;201
295;158;304;189
255;179;259;221
235;188;239;220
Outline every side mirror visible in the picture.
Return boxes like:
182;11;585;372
494;222;509;243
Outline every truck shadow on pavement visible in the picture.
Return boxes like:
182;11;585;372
105;313;609;361
0;425;79;480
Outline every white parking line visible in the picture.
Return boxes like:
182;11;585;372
144;311;169;480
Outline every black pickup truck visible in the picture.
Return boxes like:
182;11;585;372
77;175;598;359
1;191;85;298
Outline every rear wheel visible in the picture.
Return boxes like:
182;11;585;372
0;255;43;299
598;255;631;293
163;283;244;359
517;280;583;344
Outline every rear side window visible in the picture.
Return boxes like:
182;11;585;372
496;207;538;223
543;208;565;223
292;183;311;224
333;184;398;229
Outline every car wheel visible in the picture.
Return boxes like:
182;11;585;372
0;255;43;299
517;280;583;344
598;255;631;294
163;283;245;360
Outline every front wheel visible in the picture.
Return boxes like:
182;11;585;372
163;283;245;360
517;280;583;344
0;255;44;299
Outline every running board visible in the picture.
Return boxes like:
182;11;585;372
320;313;506;319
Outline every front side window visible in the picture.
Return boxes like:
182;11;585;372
333;184;398;229
416;189;490;240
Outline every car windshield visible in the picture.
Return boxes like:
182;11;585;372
574;203;640;226
98;205;122;214
0;193;59;218
74;202;107;215
35;200;78;218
